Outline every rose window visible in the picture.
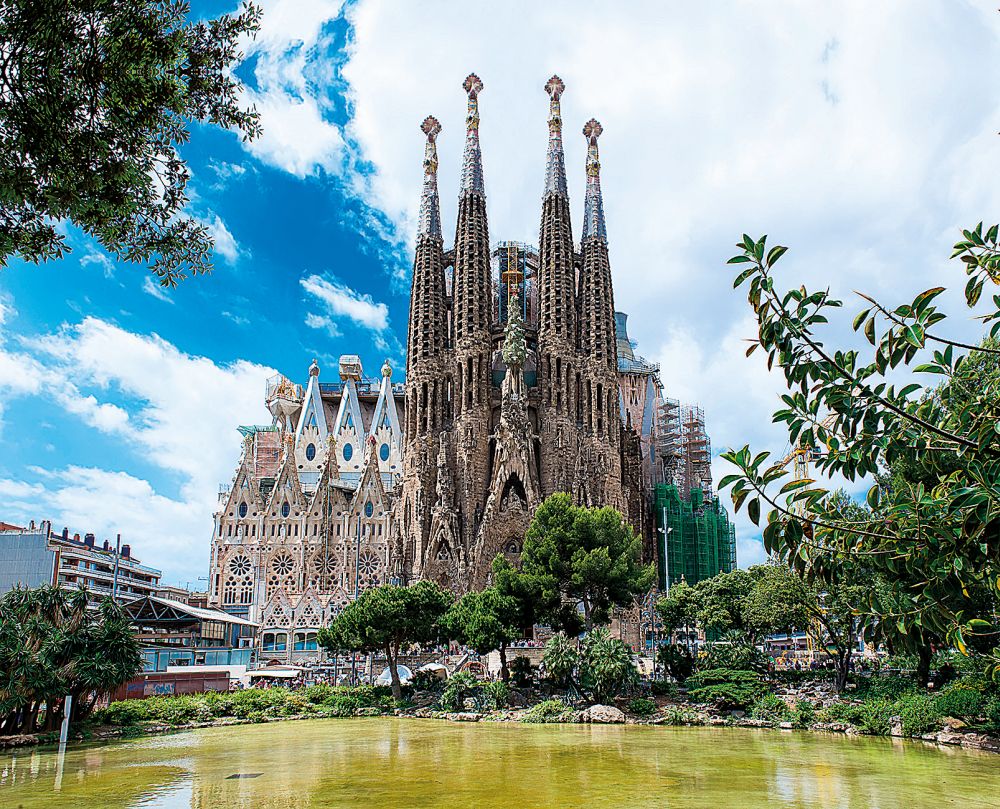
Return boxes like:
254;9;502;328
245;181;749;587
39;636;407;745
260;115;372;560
358;550;380;582
272;553;295;576
229;555;252;576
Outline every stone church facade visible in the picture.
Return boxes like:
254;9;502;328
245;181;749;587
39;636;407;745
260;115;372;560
208;75;648;663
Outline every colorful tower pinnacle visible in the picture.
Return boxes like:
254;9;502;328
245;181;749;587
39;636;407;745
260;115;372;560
450;72;493;556
460;73;485;196
417;115;442;238
537;75;577;430
579;117;616;371
543;75;568;198
405;115;448;436
581;118;607;243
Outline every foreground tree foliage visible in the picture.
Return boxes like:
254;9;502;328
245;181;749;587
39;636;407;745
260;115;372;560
721;225;1000;675
318;581;452;700
656;562;872;691
0;0;261;283
442;584;522;682
0;586;143;736
520;493;654;633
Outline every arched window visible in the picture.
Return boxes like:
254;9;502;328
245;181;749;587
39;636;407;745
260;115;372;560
281;501;290;518
305;443;316;461
238;502;248;518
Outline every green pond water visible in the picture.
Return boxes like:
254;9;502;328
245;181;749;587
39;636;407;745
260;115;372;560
1;719;997;809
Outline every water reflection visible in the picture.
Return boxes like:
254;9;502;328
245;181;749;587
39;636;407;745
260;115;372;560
0;719;997;809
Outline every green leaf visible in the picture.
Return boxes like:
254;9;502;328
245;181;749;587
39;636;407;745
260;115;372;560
765;245;788;267
852;308;871;332
727;255;753;264
748;498;760;526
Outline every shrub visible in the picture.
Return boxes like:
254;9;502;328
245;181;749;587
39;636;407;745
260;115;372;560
855;675;916;701
984;697;1000;730
510;656;534;687
657;644;695;683
482;680;510;711
522;699;573;724
627;697;656;717
93;699;150;726
660;706;701;725
650;680;678;697
895;693;941;736
700;631;768;673
687;668;767;709
857;699;895;735
580;628;638;703
687;681;765;710
791;700;816;727
543;634;579;688
934;685;986;719
749;694;790;722
143;695;211;725
303;683;334;704
440;672;480;711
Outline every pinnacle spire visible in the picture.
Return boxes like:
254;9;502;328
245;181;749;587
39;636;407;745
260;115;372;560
417;116;442;238
543;75;568;198
460;74;485;196
581;118;607;243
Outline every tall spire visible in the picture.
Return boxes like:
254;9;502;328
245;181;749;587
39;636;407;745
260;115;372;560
460;73;485;196
543;75;568;198
581;119;607;243
417;116;442;238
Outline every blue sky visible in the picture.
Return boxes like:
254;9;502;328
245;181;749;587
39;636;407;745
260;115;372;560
1;1;999;585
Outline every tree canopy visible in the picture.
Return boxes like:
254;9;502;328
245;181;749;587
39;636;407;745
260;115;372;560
442;584;521;682
0;0;261;284
520;493;654;633
318;581;452;699
721;225;1000;676
0;585;143;735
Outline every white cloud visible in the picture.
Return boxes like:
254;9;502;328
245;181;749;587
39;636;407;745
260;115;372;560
301;274;389;331
0;293;13;327
222;310;250;327
80;249;115;279
0;311;274;583
304;312;342;338
238;0;348;177
201;213;241;265
142;276;175;304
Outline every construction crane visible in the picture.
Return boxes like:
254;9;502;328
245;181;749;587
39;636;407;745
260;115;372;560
775;414;838;515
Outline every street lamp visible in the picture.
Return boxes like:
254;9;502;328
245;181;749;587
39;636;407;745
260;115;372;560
656;520;674;592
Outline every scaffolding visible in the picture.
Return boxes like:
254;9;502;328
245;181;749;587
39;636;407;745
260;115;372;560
654;483;736;590
491;241;537;328
680;405;713;497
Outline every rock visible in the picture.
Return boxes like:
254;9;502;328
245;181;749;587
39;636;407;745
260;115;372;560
582;704;626;724
729;709;746;719
709;717;727;726
446;712;482;722
889;716;904;737
942;716;967;730
935;730;964;746
779;722;794;730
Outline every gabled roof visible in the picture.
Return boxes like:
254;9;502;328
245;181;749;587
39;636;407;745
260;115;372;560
294;370;329;445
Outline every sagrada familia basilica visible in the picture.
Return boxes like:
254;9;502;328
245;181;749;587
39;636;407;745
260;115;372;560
208;75;671;659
